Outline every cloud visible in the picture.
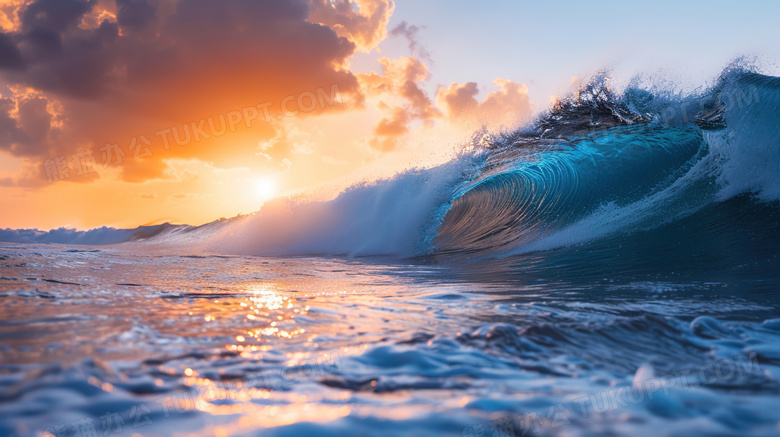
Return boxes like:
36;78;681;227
436;81;480;117
358;56;440;151
259;122;317;167
377;56;430;85
0;32;24;68
0;0;368;185
370;106;409;151
437;78;533;129
0;1;26;32
358;56;534;152
361;70;535;153
0;90;68;168
389;21;430;60
116;0;156;33
308;0;395;52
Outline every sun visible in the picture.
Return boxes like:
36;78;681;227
254;177;277;201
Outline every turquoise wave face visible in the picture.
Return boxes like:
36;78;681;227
434;124;707;256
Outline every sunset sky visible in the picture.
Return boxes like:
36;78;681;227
1;0;779;231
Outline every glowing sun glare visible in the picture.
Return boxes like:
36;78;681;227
254;177;277;201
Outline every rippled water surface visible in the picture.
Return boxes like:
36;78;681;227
2;244;780;436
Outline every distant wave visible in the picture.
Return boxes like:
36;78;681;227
0;223;180;245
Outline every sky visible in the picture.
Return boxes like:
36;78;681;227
1;0;779;231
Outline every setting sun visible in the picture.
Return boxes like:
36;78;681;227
254;177;277;202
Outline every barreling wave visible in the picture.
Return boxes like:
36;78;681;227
432;69;780;260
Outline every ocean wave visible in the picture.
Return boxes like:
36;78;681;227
432;68;780;259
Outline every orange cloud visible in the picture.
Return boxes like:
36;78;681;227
0;0;365;185
308;0;395;52
0;0;25;32
359;57;533;152
371;106;409;151
358;56;440;151
436;82;480;117
437;78;533;128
